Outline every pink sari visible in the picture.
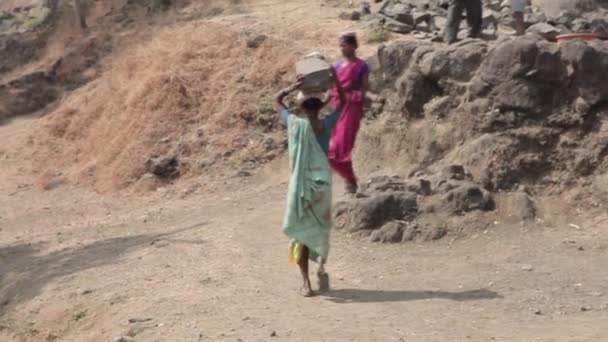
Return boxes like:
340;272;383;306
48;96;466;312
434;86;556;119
329;58;368;187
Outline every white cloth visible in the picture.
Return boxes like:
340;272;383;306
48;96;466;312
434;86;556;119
511;0;527;12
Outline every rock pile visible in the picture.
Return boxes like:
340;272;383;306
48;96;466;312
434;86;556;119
362;0;608;40
368;32;608;191
334;165;494;243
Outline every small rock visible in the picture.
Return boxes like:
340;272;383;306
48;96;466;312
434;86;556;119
236;170;252;177
270;331;277;337
383;3;414;25
574;97;591;114
443;182;495;214
246;32;267;48
533;309;543;315
527;23;560;42
521;265;534;271
145;156;178;178
430;16;446;32
339;11;361;21
370;221;404;243
507;192;537;222
128;317;152;324
444;165;466;180
525;11;546;26
421;225;447;241
361;2;371;15
384;18;414;34
113;337;134;342
81;289;94;295
581;305;592;312
412;11;431;26
570;18;591;33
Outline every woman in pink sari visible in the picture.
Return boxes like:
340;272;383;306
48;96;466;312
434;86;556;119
329;32;369;194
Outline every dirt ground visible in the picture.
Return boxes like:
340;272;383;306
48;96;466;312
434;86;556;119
2;118;608;342
2;0;608;341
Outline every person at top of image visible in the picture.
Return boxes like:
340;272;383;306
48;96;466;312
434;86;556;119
275;67;346;297
328;31;369;195
444;0;482;44
512;0;531;36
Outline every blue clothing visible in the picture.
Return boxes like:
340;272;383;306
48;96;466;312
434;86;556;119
280;109;340;155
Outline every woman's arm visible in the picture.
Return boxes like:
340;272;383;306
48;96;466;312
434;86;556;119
361;65;369;96
275;79;303;126
275;81;301;113
331;66;347;113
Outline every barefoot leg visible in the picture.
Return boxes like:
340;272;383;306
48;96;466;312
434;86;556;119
297;246;314;297
317;257;330;293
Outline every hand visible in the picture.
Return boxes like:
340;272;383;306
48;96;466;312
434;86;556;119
286;77;304;93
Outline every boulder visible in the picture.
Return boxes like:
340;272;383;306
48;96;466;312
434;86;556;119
470;37;567;115
377;40;427;85
0;70;57;122
422;95;454;119
419;39;488;83
412;10;432;26
474;38;539;85
526;11;548;26
360;175;431;195
245;32;267;48
383;3;415;26
396;67;440;118
334;192;418;232
370;221;404;242
505;191;537;221
145;156;179;178
430;16;447;32
443;182;495;213
384;18;414;33
442;164;467;180
560;40;608;108
549;10;577;28
421;224;448;241
527;23;560;41
340;11;362;21
570;18;591;33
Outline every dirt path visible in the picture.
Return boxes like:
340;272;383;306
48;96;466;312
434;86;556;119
2;117;608;342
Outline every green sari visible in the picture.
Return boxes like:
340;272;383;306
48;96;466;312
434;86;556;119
283;114;332;261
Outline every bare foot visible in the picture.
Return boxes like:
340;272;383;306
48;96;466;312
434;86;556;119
317;271;330;293
300;286;315;297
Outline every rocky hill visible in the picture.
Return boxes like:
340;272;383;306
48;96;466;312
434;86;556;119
1;0;607;225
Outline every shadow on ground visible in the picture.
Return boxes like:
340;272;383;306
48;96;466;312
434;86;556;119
324;288;502;303
0;222;206;314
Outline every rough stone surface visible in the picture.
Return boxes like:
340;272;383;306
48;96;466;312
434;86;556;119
245;32;267;48
384;18;414;33
443;182;495;213
527;23;561;41
334;192;418;232
370;221;404;243
505;191;537;221
396;67;439;118
145;156;179;178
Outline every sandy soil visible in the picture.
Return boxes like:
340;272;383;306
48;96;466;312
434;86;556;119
3;118;608;342
2;0;608;341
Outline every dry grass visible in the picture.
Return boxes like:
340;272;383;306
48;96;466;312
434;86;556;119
31;22;299;192
364;24;391;44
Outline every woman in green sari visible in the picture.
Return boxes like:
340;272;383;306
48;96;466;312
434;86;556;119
275;69;345;297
